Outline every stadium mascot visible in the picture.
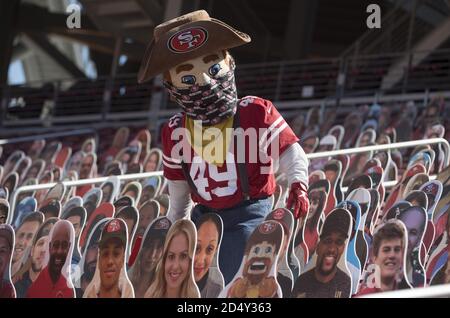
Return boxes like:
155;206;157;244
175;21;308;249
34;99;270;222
137;10;309;284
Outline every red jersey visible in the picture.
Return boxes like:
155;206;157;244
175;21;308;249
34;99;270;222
26;266;74;298
162;96;298;210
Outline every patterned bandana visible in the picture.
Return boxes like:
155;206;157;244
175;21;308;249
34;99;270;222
164;65;238;126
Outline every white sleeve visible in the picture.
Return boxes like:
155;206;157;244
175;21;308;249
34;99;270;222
167;179;193;222
276;142;309;187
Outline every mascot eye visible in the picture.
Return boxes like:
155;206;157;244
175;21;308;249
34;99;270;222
181;75;196;85
265;246;272;253
209;64;222;77
254;247;260;254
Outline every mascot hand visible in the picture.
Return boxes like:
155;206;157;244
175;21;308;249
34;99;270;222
286;182;309;219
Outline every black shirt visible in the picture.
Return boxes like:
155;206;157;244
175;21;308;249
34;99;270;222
292;268;351;298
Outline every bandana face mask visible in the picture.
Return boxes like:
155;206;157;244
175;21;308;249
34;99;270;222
164;64;238;126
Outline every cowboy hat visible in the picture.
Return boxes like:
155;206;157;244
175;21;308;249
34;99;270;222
137;10;251;83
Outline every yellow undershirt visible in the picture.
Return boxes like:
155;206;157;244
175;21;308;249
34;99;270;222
185;116;234;167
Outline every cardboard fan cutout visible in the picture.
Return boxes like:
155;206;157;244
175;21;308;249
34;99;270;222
41;182;66;208
76;153;97;197
40;141;61;166
13;217;57;298
309;135;337;173
116;206;139;259
27;139;45;161
0;199;9;225
11;196;37;230
24;159;45;181
404;190;428;210
34;171;53;206
40;200;61;220
221;220;283;298
81;138;96;154
140;177;161;205
16;178;37;204
433;166;450;239
384;201;413;223
335;154;350;204
82;188;103;220
294;180;330;268
419;180;443;221
300;134;319;154
0;224;16;298
114;195;135;211
355;129;376;148
407;151;432;174
127;162;142;174
328;125;345;150
3;150;25;176
356;220;409;296
364;165;384;202
336;201;361;294
346;174;372;199
344;151;374;187
292;208;353;298
62;196;83;215
192;213;225;298
144;219;200;298
265;208;294;297
99;127;129;172
65;150;85;177
367;189;380;237
79;202;115;254
309;170;325;185
342;112;363;149
16;156;31;183
397;206;427;288
10;212;44;278
346;188;371;272
61;206;87;264
121;181;142;205
115;144;141;174
384;164;427;212
75;217;111;297
100;176;120;204
133;129;151;164
137;200;160;237
323;160;342;216
128;216;171;298
143;148;163;173
2;172;18;198
0;186;8;201
403;173;430;198
83;218;134;298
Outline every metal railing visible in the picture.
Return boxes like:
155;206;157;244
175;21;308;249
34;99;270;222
360;283;450;298
1;48;449;132
307;137;450;167
7;171;163;225
9;138;448;214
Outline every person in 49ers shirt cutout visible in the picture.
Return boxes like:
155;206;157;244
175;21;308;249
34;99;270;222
138;10;309;284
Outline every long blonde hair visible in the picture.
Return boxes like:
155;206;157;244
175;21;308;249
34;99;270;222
144;219;199;298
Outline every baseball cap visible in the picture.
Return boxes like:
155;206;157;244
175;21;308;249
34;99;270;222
99;218;127;249
320;209;351;239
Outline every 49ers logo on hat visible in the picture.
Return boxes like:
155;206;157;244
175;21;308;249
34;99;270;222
259;221;276;234
107;219;121;233
168;27;208;53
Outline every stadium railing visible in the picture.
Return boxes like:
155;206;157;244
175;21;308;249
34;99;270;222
360;284;450;298
9;137;448;214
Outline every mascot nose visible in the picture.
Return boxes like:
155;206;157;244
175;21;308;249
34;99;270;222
197;73;212;86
